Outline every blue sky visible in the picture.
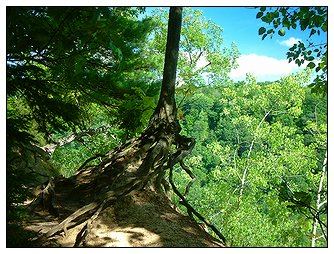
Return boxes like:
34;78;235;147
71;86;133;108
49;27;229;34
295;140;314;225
196;7;326;58
195;7;327;82
197;7;287;58
146;6;327;82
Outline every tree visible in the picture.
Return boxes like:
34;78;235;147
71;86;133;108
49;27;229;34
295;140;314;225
256;7;327;94
7;7;158;139
174;69;327;246
147;7;240;87
16;7;227;246
7;6;158;223
256;7;328;246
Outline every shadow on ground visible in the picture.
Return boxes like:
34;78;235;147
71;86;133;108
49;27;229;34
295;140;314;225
12;186;224;247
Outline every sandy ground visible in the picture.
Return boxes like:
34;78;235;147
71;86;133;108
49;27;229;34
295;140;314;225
22;188;224;247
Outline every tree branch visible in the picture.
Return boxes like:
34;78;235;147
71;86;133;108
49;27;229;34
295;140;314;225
43;125;117;155
311;150;327;247
237;109;272;208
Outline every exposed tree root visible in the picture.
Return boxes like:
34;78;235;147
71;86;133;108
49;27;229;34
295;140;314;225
169;165;227;245
42;124;117;156
31;122;227;247
161;135;227;245
42;201;100;239
35;124;226;246
76;153;106;172
74;199;107;247
180;160;196;198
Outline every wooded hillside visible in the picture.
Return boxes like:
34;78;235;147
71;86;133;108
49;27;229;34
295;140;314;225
7;6;327;247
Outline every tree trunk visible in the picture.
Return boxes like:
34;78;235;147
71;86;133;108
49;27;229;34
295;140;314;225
237;110;271;208
311;150;327;247
152;7;182;124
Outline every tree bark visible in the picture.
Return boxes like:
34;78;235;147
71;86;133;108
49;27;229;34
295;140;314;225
151;7;182;124
311;150;327;247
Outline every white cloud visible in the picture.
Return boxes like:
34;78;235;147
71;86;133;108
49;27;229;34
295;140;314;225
278;37;302;47
229;54;306;82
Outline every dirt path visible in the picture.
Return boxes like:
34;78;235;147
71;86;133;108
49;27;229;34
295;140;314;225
22;187;224;247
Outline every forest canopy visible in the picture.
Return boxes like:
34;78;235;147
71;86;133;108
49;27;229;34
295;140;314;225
6;7;327;247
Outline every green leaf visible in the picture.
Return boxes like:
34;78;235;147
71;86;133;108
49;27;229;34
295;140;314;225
321;23;327;32
309;28;316;37
260;7;266;12
256;12;263;19
296;59;301;66
307;56;315;61
282;18;290;28
307;62;316;69
278;29;286;36
267;29;274;34
290;44;297;51
273;11;279;18
300;19;308;30
299;43;306;50
258;27;266;35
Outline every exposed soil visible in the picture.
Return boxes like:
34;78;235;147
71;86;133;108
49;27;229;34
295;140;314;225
21;186;224;247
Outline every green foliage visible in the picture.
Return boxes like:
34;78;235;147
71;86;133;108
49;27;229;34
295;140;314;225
6;7;328;247
256;7;327;94
51;128;123;177
147;7;240;87
6;6;158;220
175;71;327;246
7;7;158;139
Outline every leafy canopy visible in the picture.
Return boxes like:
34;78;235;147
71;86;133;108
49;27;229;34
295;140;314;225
173;71;327;246
7;7;158;139
147;7;240;87
256;7;327;94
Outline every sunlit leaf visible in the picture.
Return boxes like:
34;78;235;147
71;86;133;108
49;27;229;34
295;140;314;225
278;28;285;36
